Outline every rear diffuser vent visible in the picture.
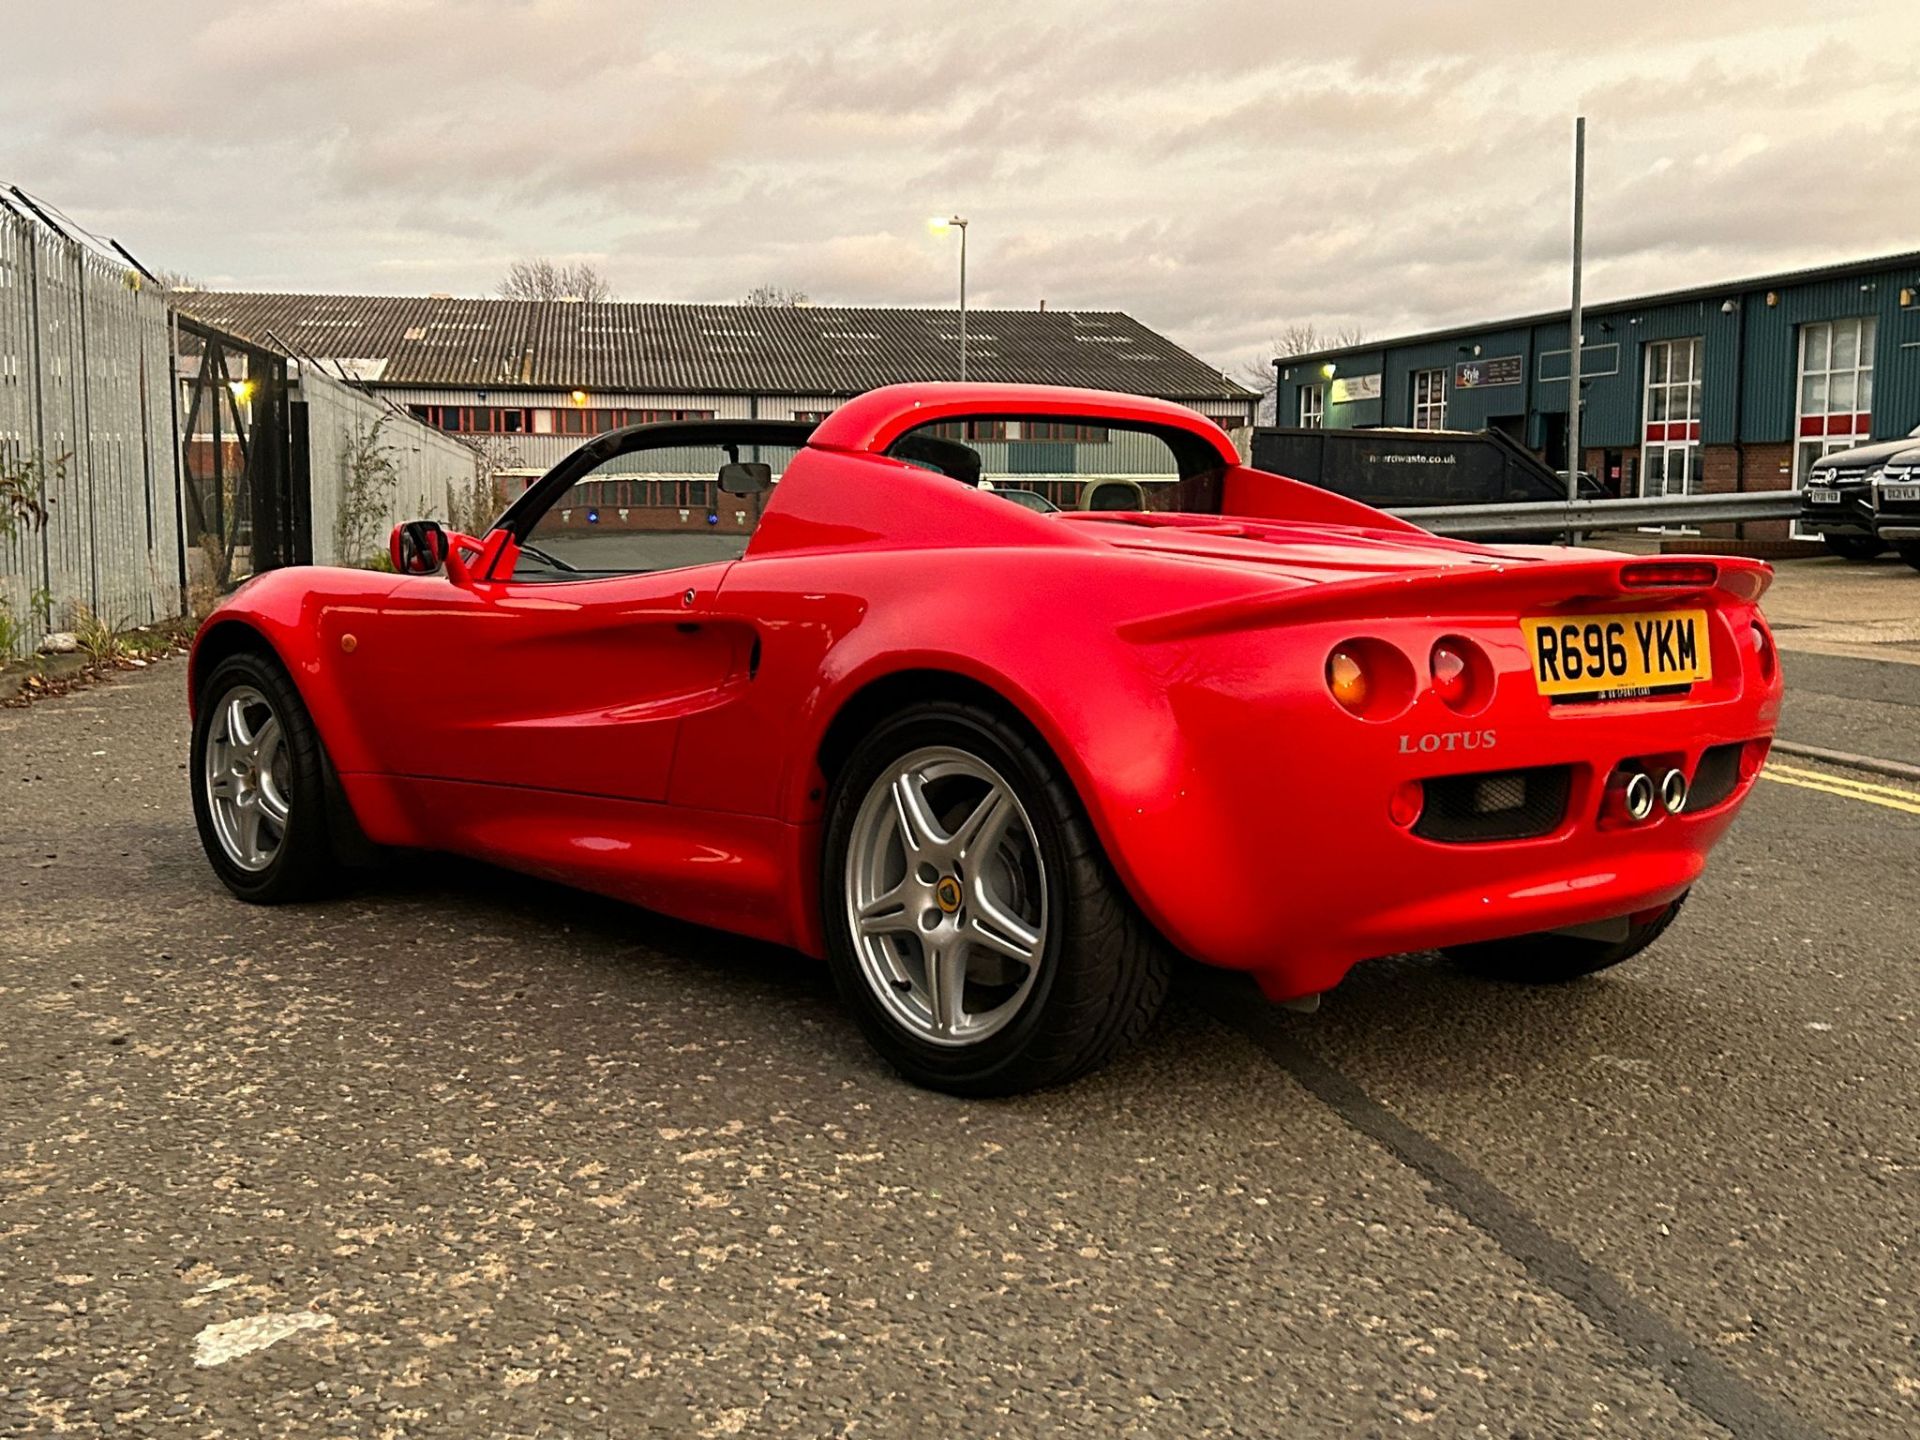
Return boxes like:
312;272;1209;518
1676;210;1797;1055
1687;743;1744;811
1414;766;1571;843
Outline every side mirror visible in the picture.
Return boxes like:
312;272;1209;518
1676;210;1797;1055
389;519;450;575
717;461;773;495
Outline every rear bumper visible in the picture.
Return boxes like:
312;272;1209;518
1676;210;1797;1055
1242;792;1740;999
1098;610;1780;1001
1140;733;1765;1002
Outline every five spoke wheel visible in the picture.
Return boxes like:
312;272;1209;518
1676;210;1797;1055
203;684;291;872
845;746;1048;1046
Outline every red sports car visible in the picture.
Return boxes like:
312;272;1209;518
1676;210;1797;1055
189;383;1781;1093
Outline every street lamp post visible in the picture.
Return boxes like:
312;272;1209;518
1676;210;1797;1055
929;215;969;380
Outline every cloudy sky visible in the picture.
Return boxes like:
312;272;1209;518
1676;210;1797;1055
5;1;1917;382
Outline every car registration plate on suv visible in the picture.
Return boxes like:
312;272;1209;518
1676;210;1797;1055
1806;486;1841;505
1521;609;1712;699
1881;483;1920;502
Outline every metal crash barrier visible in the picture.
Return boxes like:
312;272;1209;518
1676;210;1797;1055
1389;490;1804;538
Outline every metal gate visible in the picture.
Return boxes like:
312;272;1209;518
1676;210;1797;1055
172;313;305;591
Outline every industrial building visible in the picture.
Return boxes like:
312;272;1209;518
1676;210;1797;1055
1272;251;1920;544
180;292;1256;484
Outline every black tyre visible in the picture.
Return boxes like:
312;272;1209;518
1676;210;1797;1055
1896;540;1920;574
822;699;1171;1095
1443;891;1688;984
1822;533;1886;561
190;650;345;903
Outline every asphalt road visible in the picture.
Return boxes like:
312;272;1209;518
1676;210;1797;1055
3;658;1916;1438
1776;649;1920;770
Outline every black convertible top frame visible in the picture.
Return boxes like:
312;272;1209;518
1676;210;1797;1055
494;418;818;539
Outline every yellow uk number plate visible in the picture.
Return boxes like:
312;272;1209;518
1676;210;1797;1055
1521;609;1712;699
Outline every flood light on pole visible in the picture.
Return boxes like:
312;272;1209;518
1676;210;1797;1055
928;214;969;380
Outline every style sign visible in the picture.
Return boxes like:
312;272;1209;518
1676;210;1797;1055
1453;355;1523;390
1330;373;1382;404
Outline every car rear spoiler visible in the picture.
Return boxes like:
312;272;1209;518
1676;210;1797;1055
1118;556;1773;645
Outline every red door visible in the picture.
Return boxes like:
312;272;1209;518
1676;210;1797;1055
339;561;752;803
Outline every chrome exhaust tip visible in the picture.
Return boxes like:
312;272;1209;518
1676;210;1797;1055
1624;771;1656;822
1661;767;1689;815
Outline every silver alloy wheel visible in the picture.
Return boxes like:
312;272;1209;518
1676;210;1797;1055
203;684;291;872
844;745;1049;1047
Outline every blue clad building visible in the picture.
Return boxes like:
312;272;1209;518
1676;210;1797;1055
1272;252;1920;544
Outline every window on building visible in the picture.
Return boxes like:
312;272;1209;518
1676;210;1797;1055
555;407;626;436
620;408;716;426
1640;337;1704;514
1410;369;1446;430
792;409;835;423
1298;384;1325;429
409;404;718;438
1021;421;1110;443
924;420;1012;442
1794;317;1877;485
408;405;530;434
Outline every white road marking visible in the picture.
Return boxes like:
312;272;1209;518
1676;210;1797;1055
1762;763;1920;816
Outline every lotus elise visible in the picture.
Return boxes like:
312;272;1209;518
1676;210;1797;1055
189;383;1781;1093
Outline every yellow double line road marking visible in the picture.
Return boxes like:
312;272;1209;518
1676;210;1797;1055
1762;762;1920;815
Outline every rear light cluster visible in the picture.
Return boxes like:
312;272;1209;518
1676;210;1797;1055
1749;618;1777;682
1323;637;1415;719
1620;560;1718;590
1325;636;1490;719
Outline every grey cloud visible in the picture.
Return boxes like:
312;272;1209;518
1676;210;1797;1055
2;0;1915;381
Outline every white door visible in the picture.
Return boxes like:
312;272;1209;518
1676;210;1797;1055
1791;317;1877;539
1640;338;1703;531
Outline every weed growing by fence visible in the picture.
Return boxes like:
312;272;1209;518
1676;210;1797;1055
69;603;131;666
335;417;400;567
1;450;62;541
448;470;510;537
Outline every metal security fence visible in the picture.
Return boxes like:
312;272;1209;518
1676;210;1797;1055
0;188;504;659
0;195;179;656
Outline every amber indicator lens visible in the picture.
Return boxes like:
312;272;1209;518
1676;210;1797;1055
1328;649;1370;714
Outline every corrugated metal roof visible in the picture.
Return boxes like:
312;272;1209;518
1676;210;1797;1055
1273;248;1920;369
175;292;1252;401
